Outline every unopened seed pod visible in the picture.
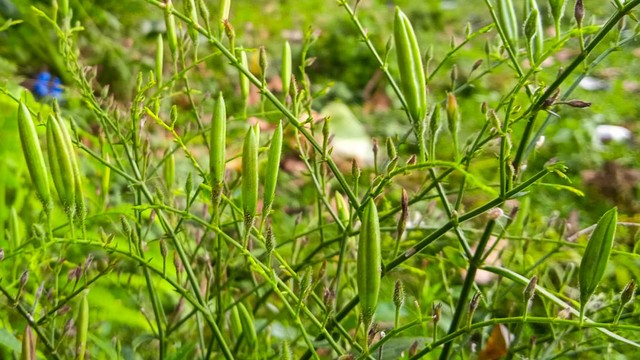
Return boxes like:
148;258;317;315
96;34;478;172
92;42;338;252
20;325;35;360
164;149;175;188
334;192;350;225
185;0;199;43
57;116;85;223
237;302;257;345
155;34;164;86
263;121;282;215
46;114;75;214
579;207;617;316
210;93;226;201
242;125;259;228
281;41;292;97
357;200;382;328
496;0;519;49
164;0;178;58
229;304;243;338
197;0;211;31
75;292;89;360
394;7;427;124
17;103;51;209
527;0;544;61
239;50;250;104
219;0;230;24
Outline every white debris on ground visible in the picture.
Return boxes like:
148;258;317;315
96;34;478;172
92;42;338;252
594;124;632;148
579;76;609;91
320;102;374;166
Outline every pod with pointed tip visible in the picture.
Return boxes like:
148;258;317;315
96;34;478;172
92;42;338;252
357;200;381;329
210;92;226;202
237;302;257;346
75;292;89;360
17;103;51;209
263;121;282;215
394;7;427;124
242;125;259;227
46;114;75;214
20;325;35;360
281;42;292;97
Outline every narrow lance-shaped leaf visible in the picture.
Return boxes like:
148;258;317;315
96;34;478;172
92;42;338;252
394;7;427;125
579;207;617;321
357;200;382;332
263;120;283;216
17;103;51;210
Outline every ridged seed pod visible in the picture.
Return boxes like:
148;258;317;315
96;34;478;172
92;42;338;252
20;325;35;360
242;125;259;228
357;200;382;329
17;103;51;210
210;92;226;202
237;302;257;346
281;41;292;97
46;114;75;214
394;7;427;124
57;116;85;223
75;292;89;360
263;120;282;216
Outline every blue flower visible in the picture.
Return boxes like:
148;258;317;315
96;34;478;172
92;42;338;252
32;71;63;99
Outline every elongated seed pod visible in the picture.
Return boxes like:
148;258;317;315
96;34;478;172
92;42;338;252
155;34;163;86
496;0;519;49
281;41;292;97
526;0;544;61
57;116;85;223
164;0;178;58
357;200;381;329
185;0;199;43
334;192;349;225
17;103;51;209
164;149;175;189
46;114;75;214
263;121;282;215
394;7;427;124
210;92;226;202
579;207;617;318
242;125;259;228
75;293;89;360
219;0;230;24
229;305;243;338
239;50;250;106
237;302;257;345
20;325;35;360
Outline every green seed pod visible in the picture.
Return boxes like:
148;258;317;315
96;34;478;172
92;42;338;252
56;116;85;224
280;340;291;360
237;302;257;346
46;114;75;214
334;192;350;225
75;292;89;360
259;46;268;84
496;0;519;49
9;207;21;248
20;325;35;360
185;0;199;43
229;304;243;338
357;199;382;329
196;0;211;32
386;137;397;160
263;121;283;215
394;7;427;124
155;34;163;86
163;149;175;189
242;125;259;229
219;0;230;24
281;41;292;97
529;0;544;61
17;102;51;209
393;279;405;308
164;0;178;58
549;0;566;28
579;207;617;319
239;50;250;105
210;92;226;200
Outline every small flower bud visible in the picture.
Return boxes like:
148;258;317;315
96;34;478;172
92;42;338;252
393;280;405;308
524;275;538;303
386;137;397;160
621;279;636;306
575;0;585;27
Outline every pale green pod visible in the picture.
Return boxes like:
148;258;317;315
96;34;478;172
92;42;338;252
185;0;199;43
219;0;231;24
75;292;89;360
334;192;350;225
394;7;427;124
210;92;226;200
263;121;283;215
46;114;75;214
357;200;382;329
155;33;163;86
242;125;259;227
496;0;519;49
526;0;544;61
229;305;243;338
17;103;51;209
57;116;85;223
281;41;292;97
237;302;257;346
579;207;617;319
239;50;250;104
164;0;178;57
20;325;35;360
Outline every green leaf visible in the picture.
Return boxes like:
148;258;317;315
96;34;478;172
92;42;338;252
579;207;617;319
